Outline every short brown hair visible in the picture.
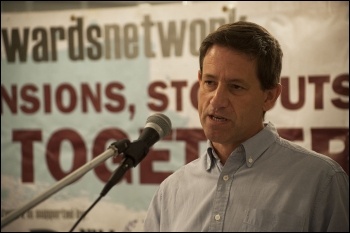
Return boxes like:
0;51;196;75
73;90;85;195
199;21;283;90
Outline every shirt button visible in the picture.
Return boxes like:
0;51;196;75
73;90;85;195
223;175;229;181
214;214;221;221
248;158;253;163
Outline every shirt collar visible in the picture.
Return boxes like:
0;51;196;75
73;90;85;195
205;142;216;171
242;122;279;167
204;122;279;170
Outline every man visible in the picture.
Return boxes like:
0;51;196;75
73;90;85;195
144;21;349;232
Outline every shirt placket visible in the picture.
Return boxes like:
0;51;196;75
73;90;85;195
208;151;245;231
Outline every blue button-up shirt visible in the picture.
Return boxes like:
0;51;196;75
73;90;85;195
144;122;349;232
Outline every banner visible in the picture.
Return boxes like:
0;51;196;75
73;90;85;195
1;1;348;231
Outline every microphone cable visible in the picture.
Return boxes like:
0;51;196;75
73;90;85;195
68;113;171;231
69;195;102;232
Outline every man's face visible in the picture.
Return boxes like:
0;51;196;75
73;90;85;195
197;45;276;152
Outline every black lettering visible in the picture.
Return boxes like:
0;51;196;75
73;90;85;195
68;17;84;61
158;20;186;57
1;28;30;62
50;27;65;61
87;25;102;60
32;27;49;62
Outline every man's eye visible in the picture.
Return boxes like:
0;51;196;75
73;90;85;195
204;80;215;86
230;84;243;90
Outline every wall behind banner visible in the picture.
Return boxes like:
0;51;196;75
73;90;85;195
1;1;349;232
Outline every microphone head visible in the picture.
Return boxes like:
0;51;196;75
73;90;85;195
145;113;172;138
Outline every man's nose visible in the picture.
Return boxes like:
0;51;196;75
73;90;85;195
210;84;229;109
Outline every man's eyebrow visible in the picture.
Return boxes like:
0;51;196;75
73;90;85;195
201;74;217;80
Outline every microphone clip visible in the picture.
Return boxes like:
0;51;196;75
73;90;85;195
123;140;150;167
108;139;131;157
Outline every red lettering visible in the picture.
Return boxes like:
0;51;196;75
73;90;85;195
277;128;304;141
12;130;42;182
104;82;125;112
148;81;168;111
140;149;171;184
43;84;52;113
20;84;39;113
171;81;187;111
2;74;346;115
280;76;305;110
1;85;17;114
140;128;206;184
56;84;77;113
332;73;349;109
46;129;87;181
309;75;330;109
82;83;101;113
10;126;349;186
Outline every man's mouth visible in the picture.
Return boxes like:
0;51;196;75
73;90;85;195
209;115;227;122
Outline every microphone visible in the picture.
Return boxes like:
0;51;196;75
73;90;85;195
100;113;172;196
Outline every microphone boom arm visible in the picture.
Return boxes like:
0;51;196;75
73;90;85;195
1;139;130;229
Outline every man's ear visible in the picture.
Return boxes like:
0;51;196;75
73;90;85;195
198;70;202;82
263;83;282;111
